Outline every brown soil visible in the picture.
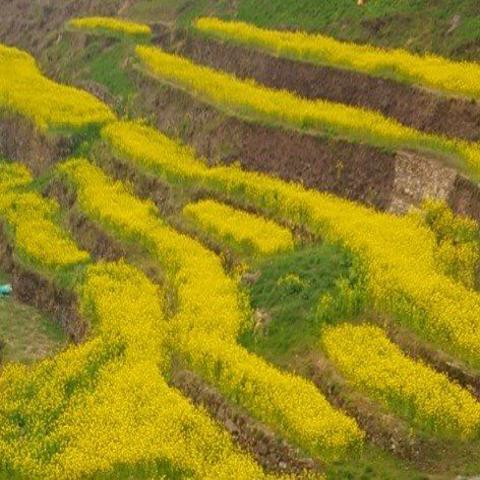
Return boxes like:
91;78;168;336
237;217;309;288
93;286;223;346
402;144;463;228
131;65;480;223
45;177;128;263
0;223;85;343
97;150;315;261
448;175;480;221
0;114;74;176
68;210;128;262
0;0;123;58
171;369;320;475
93;146;178;215
133;72;397;210
154;25;480;142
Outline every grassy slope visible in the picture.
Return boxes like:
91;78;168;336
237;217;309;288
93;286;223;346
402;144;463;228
2;0;480;477
239;244;428;480
242;243;353;361
241;243;480;480
126;0;480;60
0;270;66;364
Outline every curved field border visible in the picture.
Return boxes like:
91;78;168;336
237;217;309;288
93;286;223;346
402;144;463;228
59;156;364;461
0;44;114;132
195;18;480;102
136;45;480;180
101;120;480;370
153;23;480;143
0;163;274;479
68;16;152;41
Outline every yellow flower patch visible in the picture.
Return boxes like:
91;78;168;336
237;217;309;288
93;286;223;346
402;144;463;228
183;199;294;255
135;45;480;176
195;17;480;100
323;323;480;439
0;44;114;131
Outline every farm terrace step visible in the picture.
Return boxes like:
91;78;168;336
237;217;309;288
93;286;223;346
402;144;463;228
153;21;480;143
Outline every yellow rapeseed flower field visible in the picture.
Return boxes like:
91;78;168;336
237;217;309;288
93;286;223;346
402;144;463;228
410;199;480;289
0;162;90;270
183;198;294;255
59;156;364;460
195;17;480;100
135;45;480;177
0;44;114;131
102;121;480;368
322;323;480;439
3;22;480;472
0;261;271;479
0;163;275;478
68;16;152;39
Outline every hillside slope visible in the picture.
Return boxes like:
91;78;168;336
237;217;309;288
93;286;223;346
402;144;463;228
2;0;480;61
2;2;480;480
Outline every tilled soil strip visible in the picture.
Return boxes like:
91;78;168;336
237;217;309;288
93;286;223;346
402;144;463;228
153;25;480;142
305;352;434;462
375;316;480;400
131;72;480;221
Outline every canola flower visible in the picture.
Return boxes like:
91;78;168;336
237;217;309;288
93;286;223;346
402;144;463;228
0;161;32;190
183;198;294;255
0;163;275;478
0;162;90;270
322;323;480;439
0;261;271;479
195;17;480;100
135;45;480;177
58;158;243;341
49;262;270;480
59;157;364;460
101;121;480;368
0;44;114;131
68;16;152;40
410;199;480;289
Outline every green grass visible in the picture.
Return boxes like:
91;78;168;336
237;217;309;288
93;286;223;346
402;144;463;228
0;270;67;364
124;0;233;25
326;445;427;480
43;35;136;115
240;242;356;361
238;243;480;479
239;244;433;478
88;43;136;101
126;0;480;60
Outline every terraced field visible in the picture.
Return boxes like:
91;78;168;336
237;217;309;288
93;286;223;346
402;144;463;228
2;4;480;479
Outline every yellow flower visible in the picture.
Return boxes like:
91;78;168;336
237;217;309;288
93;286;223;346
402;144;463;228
68;16;152;39
183;198;294;255
195;17;480;100
135;44;480;176
59;156;364;460
323;323;480;439
102;120;480;368
0;44;114;131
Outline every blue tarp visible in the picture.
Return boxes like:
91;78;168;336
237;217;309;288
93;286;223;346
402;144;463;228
0;284;12;296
